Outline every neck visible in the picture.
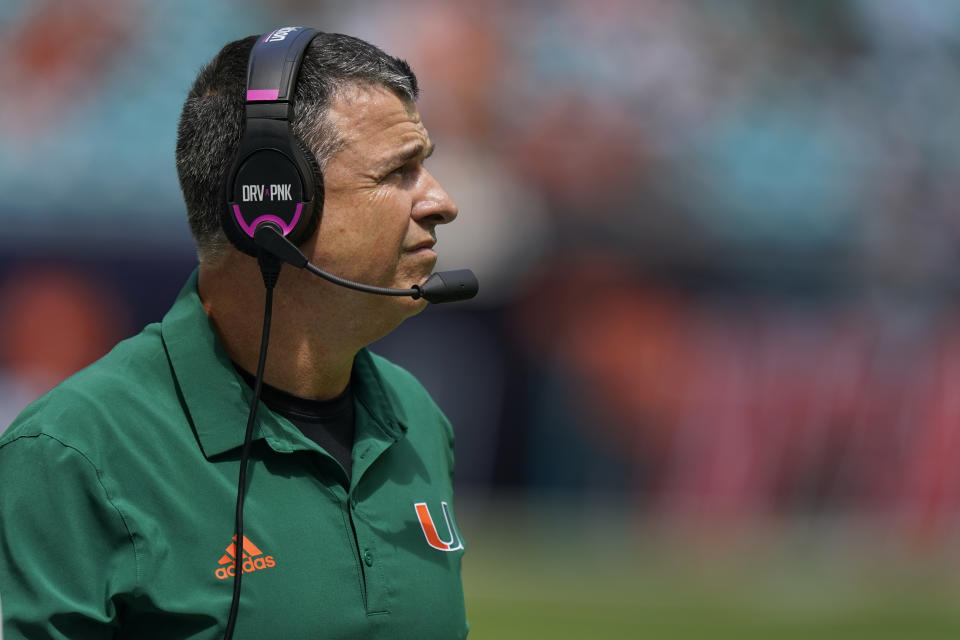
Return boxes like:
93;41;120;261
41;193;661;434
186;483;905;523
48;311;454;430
198;254;398;400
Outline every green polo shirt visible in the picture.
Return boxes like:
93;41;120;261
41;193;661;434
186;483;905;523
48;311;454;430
0;271;468;639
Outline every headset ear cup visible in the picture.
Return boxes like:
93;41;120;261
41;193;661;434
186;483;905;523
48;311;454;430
290;136;323;245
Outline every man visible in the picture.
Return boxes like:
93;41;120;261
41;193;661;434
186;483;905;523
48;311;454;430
0;31;469;639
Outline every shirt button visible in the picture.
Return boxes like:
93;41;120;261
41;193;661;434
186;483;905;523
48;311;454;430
363;550;374;567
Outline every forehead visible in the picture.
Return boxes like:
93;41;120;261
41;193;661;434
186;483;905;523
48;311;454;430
325;84;427;159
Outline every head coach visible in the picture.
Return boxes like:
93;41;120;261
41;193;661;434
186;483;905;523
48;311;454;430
0;27;474;639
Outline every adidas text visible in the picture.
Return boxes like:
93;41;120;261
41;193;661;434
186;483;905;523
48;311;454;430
215;555;276;580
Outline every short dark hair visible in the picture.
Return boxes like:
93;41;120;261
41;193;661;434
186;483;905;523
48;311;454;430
175;32;419;263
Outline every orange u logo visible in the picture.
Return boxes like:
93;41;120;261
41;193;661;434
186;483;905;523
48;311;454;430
414;501;464;552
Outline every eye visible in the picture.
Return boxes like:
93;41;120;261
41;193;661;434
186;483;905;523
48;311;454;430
378;165;402;182
382;162;418;184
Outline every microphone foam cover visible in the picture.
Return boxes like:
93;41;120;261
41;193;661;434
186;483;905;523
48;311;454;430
419;270;479;304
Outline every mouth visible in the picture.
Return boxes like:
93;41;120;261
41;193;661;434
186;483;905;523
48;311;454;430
405;239;437;255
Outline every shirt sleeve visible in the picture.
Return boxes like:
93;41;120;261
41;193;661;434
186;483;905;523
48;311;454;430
0;433;138;639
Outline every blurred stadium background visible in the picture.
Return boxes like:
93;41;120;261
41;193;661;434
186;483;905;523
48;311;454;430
2;0;960;636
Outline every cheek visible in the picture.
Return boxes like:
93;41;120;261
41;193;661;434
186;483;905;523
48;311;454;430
361;189;411;242
316;191;408;260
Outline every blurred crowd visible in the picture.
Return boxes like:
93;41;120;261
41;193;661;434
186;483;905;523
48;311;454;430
2;0;960;537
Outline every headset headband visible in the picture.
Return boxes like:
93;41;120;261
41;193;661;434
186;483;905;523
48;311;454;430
246;27;319;105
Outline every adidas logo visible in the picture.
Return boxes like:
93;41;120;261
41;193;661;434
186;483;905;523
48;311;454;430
215;535;276;580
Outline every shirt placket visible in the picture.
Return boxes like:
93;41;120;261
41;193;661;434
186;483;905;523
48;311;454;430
346;404;402;617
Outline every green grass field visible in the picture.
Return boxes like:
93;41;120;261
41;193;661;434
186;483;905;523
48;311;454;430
458;496;960;639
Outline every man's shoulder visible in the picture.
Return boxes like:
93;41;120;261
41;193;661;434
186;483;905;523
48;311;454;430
2;321;169;446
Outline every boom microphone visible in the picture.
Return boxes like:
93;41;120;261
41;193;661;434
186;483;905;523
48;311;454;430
253;223;479;303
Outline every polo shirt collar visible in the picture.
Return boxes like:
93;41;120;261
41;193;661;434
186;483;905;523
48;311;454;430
161;270;406;460
349;348;409;482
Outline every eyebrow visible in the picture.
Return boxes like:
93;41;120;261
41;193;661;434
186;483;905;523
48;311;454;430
379;141;435;172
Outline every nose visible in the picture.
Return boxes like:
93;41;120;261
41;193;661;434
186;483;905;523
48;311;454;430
412;169;458;227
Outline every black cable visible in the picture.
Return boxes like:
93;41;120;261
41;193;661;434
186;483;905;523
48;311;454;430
253;224;415;297
224;250;282;640
252;225;476;304
304;262;417;297
220;223;473;637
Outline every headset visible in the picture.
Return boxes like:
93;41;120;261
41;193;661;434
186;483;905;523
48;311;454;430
219;27;477;640
223;27;322;258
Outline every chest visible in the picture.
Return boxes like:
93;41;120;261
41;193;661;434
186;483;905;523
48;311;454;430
122;439;467;639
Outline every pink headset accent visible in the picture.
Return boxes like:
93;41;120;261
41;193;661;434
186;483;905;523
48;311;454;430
246;89;280;102
232;203;303;238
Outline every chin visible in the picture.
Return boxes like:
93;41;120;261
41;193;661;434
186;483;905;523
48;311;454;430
361;295;427;345
398;292;430;317
376;281;429;313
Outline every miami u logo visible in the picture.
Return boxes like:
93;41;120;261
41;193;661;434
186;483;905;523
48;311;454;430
414;501;464;552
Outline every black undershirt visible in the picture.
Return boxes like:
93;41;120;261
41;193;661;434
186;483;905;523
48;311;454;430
234;365;355;483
